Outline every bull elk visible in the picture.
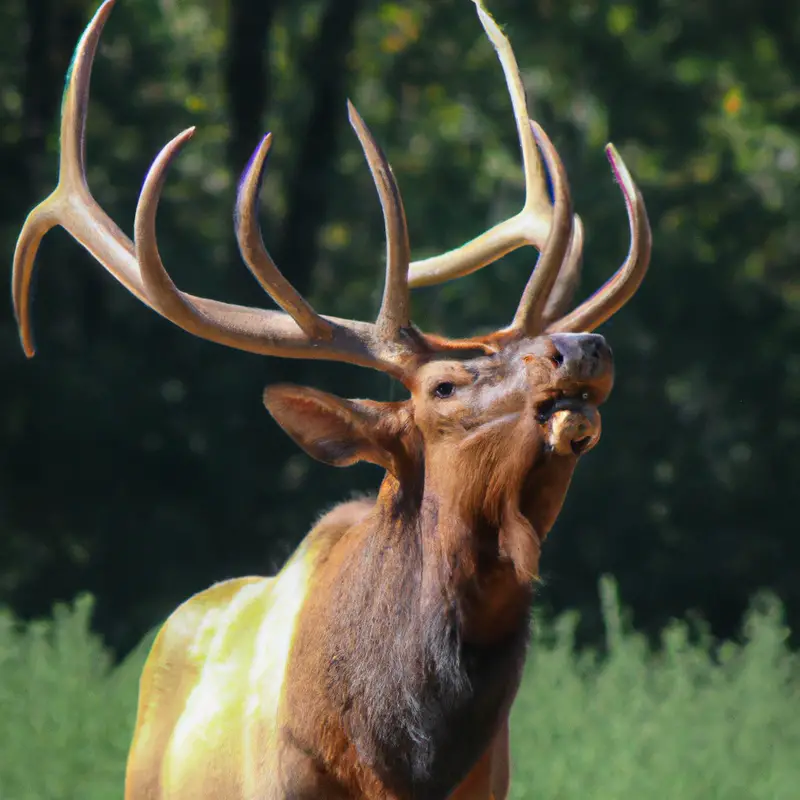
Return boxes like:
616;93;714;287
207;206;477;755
12;0;651;797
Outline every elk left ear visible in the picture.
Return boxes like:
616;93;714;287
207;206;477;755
263;384;408;474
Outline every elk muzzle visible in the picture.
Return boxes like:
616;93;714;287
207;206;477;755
526;332;613;456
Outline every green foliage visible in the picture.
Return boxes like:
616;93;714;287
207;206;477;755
511;578;800;798
0;583;797;798
0;596;154;800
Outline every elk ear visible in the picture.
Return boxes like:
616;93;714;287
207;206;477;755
263;384;408;474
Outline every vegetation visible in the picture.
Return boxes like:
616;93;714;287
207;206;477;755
1;580;797;798
511;579;800;798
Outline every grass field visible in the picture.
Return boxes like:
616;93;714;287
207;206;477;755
1;577;797;799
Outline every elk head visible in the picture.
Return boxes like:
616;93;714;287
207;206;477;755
12;0;650;582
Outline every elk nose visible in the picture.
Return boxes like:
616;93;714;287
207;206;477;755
548;332;614;386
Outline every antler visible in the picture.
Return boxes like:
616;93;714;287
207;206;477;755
408;1;651;336
12;0;433;382
12;0;651;380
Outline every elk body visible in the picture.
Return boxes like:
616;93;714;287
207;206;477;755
12;1;652;798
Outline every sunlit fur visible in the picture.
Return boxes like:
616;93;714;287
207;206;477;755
124;333;614;799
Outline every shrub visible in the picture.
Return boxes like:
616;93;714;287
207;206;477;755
510;578;800;798
0;596;151;800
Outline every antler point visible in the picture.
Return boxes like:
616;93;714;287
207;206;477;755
17;322;36;358
346;100;364;129
604;144;637;196
92;0;118;30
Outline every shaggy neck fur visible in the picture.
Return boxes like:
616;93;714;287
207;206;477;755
319;479;533;798
282;421;580;798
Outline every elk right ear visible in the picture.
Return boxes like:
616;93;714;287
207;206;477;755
263;384;408;474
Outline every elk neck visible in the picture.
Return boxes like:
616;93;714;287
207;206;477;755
413;406;579;646
285;434;581;795
287;472;530;797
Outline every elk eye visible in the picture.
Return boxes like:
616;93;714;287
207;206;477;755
433;381;456;399
581;391;590;401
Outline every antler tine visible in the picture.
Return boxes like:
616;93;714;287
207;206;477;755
474;1;549;227
541;216;584;328
546;145;652;333
235;134;334;340
406;0;582;290
132;122;415;370
347;101;411;342
506;121;573;336
135;128;228;339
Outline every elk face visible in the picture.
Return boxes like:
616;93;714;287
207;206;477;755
398;331;614;548
261;330;613;560
413;332;614;461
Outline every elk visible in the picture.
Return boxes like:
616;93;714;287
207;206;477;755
12;0;651;797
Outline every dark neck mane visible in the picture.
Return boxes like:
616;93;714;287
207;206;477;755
317;475;535;797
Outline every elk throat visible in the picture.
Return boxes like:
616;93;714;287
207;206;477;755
315;498;531;798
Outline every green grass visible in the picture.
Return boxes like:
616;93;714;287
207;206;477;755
0;579;797;798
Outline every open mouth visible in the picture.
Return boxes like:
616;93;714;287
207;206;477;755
570;436;592;456
535;396;600;457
